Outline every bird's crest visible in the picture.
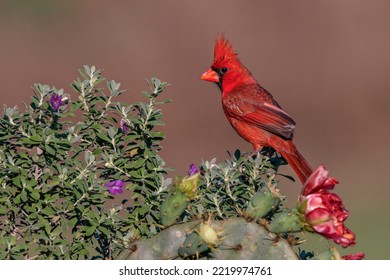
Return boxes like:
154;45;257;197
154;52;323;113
213;34;240;67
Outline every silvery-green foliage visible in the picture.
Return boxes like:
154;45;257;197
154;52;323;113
0;66;170;259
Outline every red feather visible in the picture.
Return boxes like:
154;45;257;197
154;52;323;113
213;34;240;68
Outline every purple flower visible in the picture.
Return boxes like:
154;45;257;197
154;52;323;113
104;180;125;195
120;119;129;134
49;93;66;112
188;163;199;176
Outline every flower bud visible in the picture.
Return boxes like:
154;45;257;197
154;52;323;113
198;223;218;246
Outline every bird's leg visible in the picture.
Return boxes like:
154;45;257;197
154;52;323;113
259;146;277;158
252;145;287;167
250;145;277;161
249;144;262;159
258;147;288;170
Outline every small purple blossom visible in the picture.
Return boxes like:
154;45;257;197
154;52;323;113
49;93;66;112
188;163;199;176
104;180;125;195
120;119;129;134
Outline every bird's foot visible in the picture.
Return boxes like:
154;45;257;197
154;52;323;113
258;147;288;167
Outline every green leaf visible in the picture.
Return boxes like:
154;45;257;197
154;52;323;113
52;225;63;237
20;189;28;203
11;176;22;188
85;225;97;237
96;132;111;143
29;135;43;143
45;144;56;156
29;190;40;201
41;206;55;216
13;194;21;204
93;147;103;156
126;159;146;170
138;205;150;216
68;217;78;228
98;226;110;237
10;244;27;254
47;180;60;188
26;179;38;188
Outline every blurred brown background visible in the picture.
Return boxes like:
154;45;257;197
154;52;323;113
1;0;389;259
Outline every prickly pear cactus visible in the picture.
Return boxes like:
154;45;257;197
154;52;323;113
160;189;189;227
116;151;306;260
160;172;200;227
268;209;302;233
118;218;298;260
246;187;280;220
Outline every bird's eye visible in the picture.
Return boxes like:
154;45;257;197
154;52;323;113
220;67;228;74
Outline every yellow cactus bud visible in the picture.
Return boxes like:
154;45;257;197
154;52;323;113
177;173;199;199
198;223;218;246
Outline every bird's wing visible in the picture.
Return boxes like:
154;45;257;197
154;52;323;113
223;94;296;140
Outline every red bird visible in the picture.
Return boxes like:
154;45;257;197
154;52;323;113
201;35;313;183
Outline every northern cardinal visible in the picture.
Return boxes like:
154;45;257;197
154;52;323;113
201;35;313;183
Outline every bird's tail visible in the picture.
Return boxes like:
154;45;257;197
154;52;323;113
279;141;313;184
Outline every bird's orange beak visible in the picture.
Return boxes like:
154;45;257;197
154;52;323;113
200;68;219;83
